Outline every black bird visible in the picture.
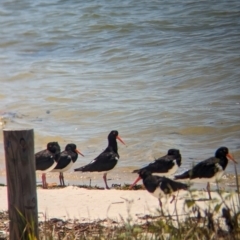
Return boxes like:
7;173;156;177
175;147;237;199
35;142;61;189
74;130;125;189
130;149;181;189
138;169;188;209
52;143;84;186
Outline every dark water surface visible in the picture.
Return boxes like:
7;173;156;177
0;0;240;187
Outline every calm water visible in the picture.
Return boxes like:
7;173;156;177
0;0;240;188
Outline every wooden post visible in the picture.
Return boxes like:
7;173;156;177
3;129;38;240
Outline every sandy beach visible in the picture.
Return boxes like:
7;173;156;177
0;185;239;224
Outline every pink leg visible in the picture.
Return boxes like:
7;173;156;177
42;173;47;189
59;173;61;186
41;174;44;188
59;173;63;186
103;173;110;189
158;199;163;214
159;199;162;208
170;195;176;204
60;172;65;186
207;182;212;200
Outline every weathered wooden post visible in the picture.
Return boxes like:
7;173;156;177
3;129;38;240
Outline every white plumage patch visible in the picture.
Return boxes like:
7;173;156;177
151;186;165;199
188;168;225;184
36;160;57;173
90;159;97;164
154;159;178;177
166;159;178;175
215;163;223;171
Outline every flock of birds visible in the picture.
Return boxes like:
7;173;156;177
35;130;237;207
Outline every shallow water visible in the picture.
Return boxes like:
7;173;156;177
0;0;240;187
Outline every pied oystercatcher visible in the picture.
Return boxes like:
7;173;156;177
52;143;84;186
35;142;61;189
175;146;237;199
137;169;188;210
74;130;125;189
130;149;181;189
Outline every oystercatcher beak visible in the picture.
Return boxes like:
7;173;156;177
117;135;126;145
227;153;237;163
129;176;141;189
75;149;84;157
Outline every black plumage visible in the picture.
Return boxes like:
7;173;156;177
35;142;61;189
52;143;84;186
77;150;119;172
175;147;236;199
130;149;181;189
132;149;181;174
138;169;188;208
74;130;125;189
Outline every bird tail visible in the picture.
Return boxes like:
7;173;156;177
176;181;189;190
132;169;140;173
74;164;92;172
174;171;190;180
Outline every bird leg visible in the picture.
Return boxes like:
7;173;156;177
170;195;176;204
158;199;163;215
207;182;212;200
42;173;47;189
60;173;65;186
59;172;65;186
62;173;65;186
103;173;110;189
41;174;45;188
59;173;61;186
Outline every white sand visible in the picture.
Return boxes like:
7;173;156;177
0;186;239;223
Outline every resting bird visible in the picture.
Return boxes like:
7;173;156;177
175;147;237;199
74;130;125;189
130;149;182;189
138;169;188;210
35;142;61;189
52;143;84;186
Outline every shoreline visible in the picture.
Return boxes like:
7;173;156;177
0;168;239;191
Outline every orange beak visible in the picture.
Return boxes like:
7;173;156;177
75;149;84;157
227;153;237;164
129;176;141;190
117;135;126;145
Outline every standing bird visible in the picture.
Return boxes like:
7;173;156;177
174;147;237;199
130;149;182;189
52;143;84;186
138;169;188;211
74;130;125;189
35;142;61;189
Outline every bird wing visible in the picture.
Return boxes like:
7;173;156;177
133;154;175;173
54;151;72;170
175;157;220;179
160;177;188;194
75;150;119;172
35;149;55;171
143;175;162;193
